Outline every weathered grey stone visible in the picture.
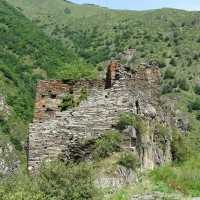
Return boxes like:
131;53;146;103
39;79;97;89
95;165;137;189
0;95;10;120
130;192;183;200
0;144;20;175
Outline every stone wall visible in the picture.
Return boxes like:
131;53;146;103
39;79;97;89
28;63;172;173
34;80;105;122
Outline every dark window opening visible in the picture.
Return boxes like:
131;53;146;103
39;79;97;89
69;90;74;94
41;94;45;98
105;67;112;89
135;100;140;114
45;108;54;112
50;94;57;99
130;137;137;147
62;79;71;84
42;105;46;108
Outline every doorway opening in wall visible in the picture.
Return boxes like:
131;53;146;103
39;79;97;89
50;94;57;99
105;67;112;89
135;100;140;114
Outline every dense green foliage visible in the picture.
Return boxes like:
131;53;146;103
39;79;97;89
117;152;139;171
0;0;97;162
57;60;98;80
188;98;200;111
194;84;200;95
60;94;76;111
93;131;122;160
171;129;189;162
118;113;148;136
117;113;137;130
150;157;200;196
0;162;98;200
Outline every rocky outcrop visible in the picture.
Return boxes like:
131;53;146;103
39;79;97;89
130;192;182;200
0;143;20;175
0;95;10;120
96;165;137;189
0;95;19;175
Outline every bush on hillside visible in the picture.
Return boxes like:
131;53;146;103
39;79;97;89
93;131;122;160
196;112;200;121
171;129;189;163
57;60;98;80
38;162;97;200
188;98;200;111
169;58;177;66
0;162;98;200
64;8;71;14
161;81;175;94
176;78;189;91
194;84;200;95
117;152;139;171
164;69;175;79
60;93;76;111
117;113;136;130
118;113;148;136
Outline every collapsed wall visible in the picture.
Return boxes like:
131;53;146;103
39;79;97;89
28;60;172;173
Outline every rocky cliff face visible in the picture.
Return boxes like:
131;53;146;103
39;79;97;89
0;95;19;175
28;51;174;173
0;95;10;120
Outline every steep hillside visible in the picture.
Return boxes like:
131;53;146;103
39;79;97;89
7;0;200;154
0;0;96;169
0;0;200;198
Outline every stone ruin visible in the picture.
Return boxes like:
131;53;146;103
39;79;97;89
28;52;174;173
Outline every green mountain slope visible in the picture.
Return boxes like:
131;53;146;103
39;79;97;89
0;0;86;166
7;0;200;153
1;0;200;198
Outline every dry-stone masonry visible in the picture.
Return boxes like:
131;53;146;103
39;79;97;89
28;52;173;173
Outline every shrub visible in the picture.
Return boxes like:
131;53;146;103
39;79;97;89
188;98;200;111
93;131;122;160
171;129;189;163
169;58;177;66
60;94;76;111
38;162;98;200
118;113;148;135
117;152;139;170
196;112;200;121
79;87;88;102
176;78;189;91
118;113;136;130
57;60;98;80
164;69;175;79
10;136;23;151
158;60;166;68
64;8;71;14
194;84;200;95
161;82;174;94
0;162;98;200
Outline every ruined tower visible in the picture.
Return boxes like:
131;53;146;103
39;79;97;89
28;51;171;173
